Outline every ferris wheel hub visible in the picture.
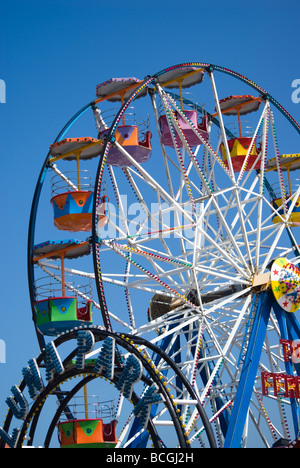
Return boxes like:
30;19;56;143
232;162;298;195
252;272;271;290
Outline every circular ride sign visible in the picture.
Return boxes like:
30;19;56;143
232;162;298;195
271;257;300;313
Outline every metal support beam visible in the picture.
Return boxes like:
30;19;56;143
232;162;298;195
224;290;273;448
273;303;300;438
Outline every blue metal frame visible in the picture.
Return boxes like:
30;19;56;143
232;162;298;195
126;328;181;448
224;291;273;448
273;303;300;436
225;291;300;447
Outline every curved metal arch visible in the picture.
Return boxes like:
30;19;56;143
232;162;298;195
1;328;216;448
23;368;162;449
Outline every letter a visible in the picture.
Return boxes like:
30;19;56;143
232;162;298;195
22;358;44;400
45;342;64;383
133;385;164;429
93;336;115;379
0;427;20;448
76;330;95;369
116;355;143;400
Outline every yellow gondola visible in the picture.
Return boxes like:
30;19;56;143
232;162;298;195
217;95;262;172
266;154;300;225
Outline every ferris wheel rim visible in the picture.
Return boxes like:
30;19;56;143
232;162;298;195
91;62;300;332
90;63;300;447
27;61;300;346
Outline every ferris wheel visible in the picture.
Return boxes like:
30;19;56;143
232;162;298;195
20;62;300;448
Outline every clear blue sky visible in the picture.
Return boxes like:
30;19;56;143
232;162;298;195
0;0;300;445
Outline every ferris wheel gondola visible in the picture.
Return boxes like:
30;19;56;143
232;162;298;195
217;94;263;172
266;153;300;226
49;137;104;232
32;239;93;336
96;77;152;167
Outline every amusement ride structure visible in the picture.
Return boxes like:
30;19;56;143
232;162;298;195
1;62;300;448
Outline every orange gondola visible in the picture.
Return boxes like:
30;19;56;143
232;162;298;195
96;77;152;167
57;396;117;449
49;137;104;232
